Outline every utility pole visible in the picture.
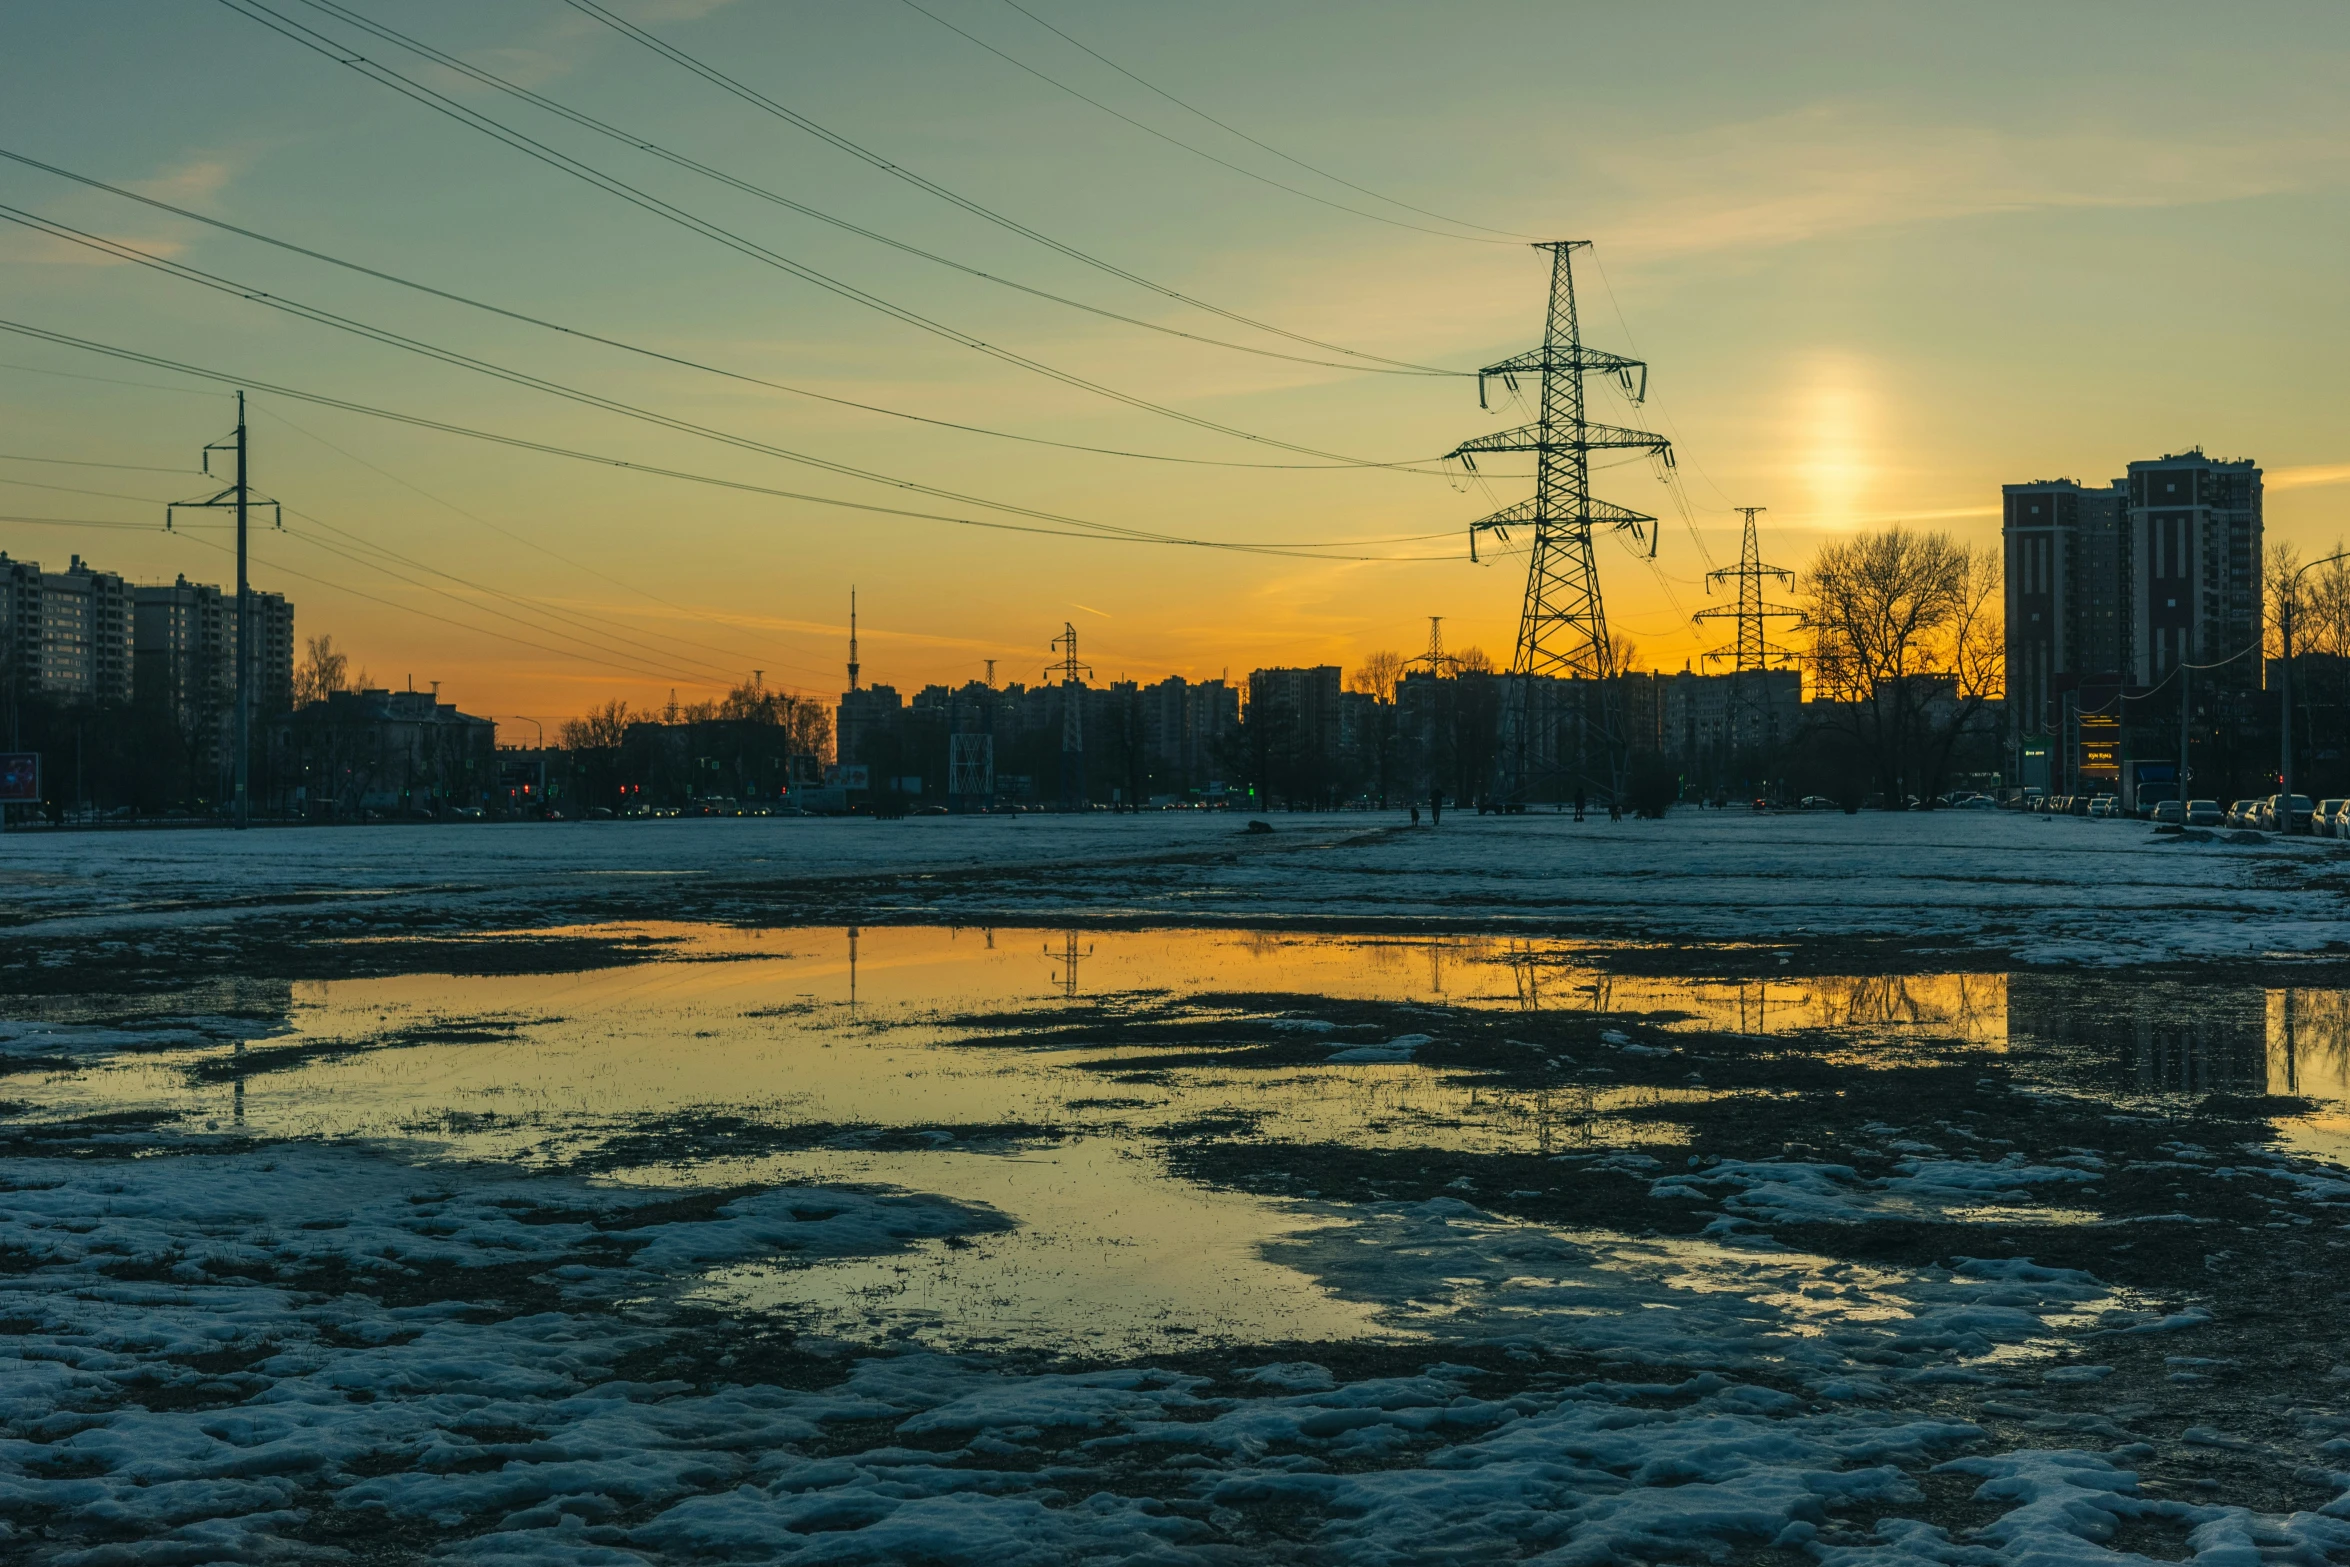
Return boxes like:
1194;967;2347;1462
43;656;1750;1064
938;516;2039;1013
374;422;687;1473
169;391;276;829
1047;622;1091;812
1447;242;1671;807
2180;663;2190;810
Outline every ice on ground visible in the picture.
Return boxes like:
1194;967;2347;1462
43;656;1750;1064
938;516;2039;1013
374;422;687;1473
9;809;2350;962
1652;1154;2102;1226
1327;1032;1432;1063
0;1140;2337;1563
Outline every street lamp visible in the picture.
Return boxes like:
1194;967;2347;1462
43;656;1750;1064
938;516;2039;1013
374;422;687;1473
507;715;546;748
2280;550;2350;807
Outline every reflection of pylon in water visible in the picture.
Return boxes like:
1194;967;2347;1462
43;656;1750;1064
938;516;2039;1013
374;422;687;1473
1047;931;1092;999
847;926;860;1010
1507;940;1543;1011
1736;980;1769;1037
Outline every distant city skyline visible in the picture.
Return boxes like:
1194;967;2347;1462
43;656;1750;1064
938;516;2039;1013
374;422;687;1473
3;1;2345;717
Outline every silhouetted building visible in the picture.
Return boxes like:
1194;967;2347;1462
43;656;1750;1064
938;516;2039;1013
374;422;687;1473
2129;450;2262;689
279;687;496;816
1666;668;1803;763
2003;478;2129;738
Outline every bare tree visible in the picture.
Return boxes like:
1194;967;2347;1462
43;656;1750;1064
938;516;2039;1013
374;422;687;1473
1606;630;1641;675
1806;526;2001;803
1452;645;1498;676
1349;650;1405;703
560;699;633;751
292;634;352;706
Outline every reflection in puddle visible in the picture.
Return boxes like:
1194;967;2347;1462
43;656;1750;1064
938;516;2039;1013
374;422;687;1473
14;924;2350;1352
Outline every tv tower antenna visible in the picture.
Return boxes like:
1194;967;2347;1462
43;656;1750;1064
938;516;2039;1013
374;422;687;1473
1692;507;1804;672
1447;242;1672;804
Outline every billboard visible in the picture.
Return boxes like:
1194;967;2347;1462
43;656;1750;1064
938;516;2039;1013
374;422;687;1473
825;764;869;790
0;753;36;804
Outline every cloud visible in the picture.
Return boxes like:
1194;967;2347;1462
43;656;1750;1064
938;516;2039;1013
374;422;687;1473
1588;102;2349;258
2270;463;2350;491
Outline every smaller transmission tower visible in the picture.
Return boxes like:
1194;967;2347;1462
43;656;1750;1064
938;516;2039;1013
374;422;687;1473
1691;508;1804;672
1407;616;1458;675
1047;622;1092;811
1690;507;1806;773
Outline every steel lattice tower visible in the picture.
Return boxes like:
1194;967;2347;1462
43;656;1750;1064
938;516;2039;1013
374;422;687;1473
1447;242;1671;804
1692;507;1803;672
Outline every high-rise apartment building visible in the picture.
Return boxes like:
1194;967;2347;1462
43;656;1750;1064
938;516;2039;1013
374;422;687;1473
0;554;136;705
2002;479;2128;737
2002;451;2262;744
2127;451;2261;689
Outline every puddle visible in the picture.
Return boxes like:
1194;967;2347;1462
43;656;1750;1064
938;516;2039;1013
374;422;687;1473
10;923;2349;1355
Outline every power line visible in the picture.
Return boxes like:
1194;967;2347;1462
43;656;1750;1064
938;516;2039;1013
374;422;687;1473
0;450;197;475
993;0;1536;242
0;145;1458;474
256;405;838;683
251;0;1465;382
0;319;1462;561
558;0;1483;362
0;207;1455;549
171;525;737;689
901;0;1519;247
211;0;1443;467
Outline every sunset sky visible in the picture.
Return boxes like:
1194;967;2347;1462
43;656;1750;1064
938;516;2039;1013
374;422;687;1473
2;1;2345;727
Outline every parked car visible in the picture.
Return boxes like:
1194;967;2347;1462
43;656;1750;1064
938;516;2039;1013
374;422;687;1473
2261;794;2316;833
1799;795;1837;811
2087;795;2119;818
2150;799;2184;824
2225;800;2260;828
2184;799;2224;827
1955;795;1997;811
2315;799;2348;837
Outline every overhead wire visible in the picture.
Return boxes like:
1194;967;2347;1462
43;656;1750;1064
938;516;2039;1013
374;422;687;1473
560;0;1486;360
0;146;1464;474
0;206;1462;550
898;0;1518;247
256;405;839;682
0;450;197;475
991;0;1536;242
0;319;1465;562
212;0;1451;469
260;0;1466;380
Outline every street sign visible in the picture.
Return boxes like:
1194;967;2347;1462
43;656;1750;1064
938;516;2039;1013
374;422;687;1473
0;753;37;803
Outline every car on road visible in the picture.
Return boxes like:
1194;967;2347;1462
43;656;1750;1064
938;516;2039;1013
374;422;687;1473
1799;795;1837;811
1955;794;1997;810
2184;799;2224;827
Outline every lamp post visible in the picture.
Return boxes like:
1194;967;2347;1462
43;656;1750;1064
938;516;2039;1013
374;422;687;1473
2281;550;2350;811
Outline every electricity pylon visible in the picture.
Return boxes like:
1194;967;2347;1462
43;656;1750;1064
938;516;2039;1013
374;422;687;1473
1692;508;1804;671
1407;615;1458;675
1447;242;1671;804
1691;506;1805;772
1047;622;1092;811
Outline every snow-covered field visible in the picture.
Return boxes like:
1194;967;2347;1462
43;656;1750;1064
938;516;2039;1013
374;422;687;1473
7;808;2350;962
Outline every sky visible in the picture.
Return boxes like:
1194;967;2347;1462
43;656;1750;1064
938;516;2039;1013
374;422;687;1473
1;0;2345;728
